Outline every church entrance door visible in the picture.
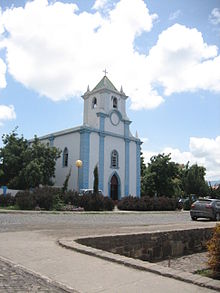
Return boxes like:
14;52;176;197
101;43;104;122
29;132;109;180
110;174;118;201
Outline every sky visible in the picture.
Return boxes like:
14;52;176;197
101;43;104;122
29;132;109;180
0;0;219;181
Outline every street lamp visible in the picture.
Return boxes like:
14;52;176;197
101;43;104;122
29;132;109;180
75;159;83;192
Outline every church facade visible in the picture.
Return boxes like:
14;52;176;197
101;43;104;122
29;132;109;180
39;75;141;199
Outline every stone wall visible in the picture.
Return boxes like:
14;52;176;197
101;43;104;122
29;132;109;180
77;228;213;262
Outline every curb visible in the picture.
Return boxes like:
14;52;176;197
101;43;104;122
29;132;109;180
58;235;220;292
0;255;79;293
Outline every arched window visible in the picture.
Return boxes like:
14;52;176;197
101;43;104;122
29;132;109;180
92;97;97;109
63;147;68;167
111;150;119;168
112;97;117;108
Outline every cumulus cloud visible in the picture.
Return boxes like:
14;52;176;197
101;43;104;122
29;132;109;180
92;0;109;10
0;0;219;110
209;8;220;25
143;136;220;181
0;104;16;125
146;24;220;97
0;58;6;88
0;0;158;106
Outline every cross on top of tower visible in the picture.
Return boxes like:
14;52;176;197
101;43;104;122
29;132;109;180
103;69;108;76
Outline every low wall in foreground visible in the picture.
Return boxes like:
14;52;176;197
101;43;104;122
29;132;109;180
77;228;213;262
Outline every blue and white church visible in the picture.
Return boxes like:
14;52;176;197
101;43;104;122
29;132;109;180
39;75;141;199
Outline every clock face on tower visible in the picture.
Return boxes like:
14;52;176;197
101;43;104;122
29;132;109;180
110;111;120;126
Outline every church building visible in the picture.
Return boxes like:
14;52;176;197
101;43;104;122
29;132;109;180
39;75;141;199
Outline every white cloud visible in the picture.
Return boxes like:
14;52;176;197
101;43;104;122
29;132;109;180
0;58;6;88
140;137;148;143
0;1;219;110
0;104;16;125
0;0;157;106
143;136;220;181
169;10;181;21
146;24;220;96
93;0;109;10
210;8;220;25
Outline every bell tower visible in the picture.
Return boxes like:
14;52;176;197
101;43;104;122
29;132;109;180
82;74;130;133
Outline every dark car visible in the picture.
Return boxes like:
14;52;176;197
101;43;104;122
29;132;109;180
190;198;220;221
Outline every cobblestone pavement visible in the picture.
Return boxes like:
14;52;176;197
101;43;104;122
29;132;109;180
0;258;74;293
158;251;209;273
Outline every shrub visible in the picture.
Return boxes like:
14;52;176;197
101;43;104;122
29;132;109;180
15;187;114;211
0;193;15;207
15;187;63;210
117;196;178;211
60;190;80;206
103;196;115;211
183;196;195;210
15;191;36;210
207;224;220;279
79;194;114;211
33;186;62;210
117;196;139;211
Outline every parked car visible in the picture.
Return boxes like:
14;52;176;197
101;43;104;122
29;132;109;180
190;198;220;221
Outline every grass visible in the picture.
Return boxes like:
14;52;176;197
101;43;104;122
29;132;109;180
195;268;220;280
0;205;19;210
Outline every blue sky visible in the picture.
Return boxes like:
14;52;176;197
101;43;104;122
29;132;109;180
0;0;219;180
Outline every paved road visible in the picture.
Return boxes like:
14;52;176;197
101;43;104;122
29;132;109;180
0;211;217;292
0;210;209;233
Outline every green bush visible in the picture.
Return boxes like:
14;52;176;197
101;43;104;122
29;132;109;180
0;193;15;207
207;224;220;279
117;196;178;211
15;191;36;210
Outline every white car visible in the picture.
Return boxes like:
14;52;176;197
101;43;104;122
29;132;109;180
79;189;103;196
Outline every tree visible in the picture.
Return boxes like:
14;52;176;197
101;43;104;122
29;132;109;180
62;168;71;193
0;129;28;187
208;184;220;199
182;164;209;197
0;130;61;189
141;153;179;197
140;151;147;177
93;165;99;195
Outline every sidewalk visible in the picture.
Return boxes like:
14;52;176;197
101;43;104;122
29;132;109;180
0;230;217;293
0;256;75;292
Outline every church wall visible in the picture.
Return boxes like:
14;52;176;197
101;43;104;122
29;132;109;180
105;93;126;117
89;132;99;189
47;132;80;190
129;141;137;196
83;98;99;129
104;135;125;198
104;118;124;136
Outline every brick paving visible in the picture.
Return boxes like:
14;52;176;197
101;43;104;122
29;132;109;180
0;258;73;293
